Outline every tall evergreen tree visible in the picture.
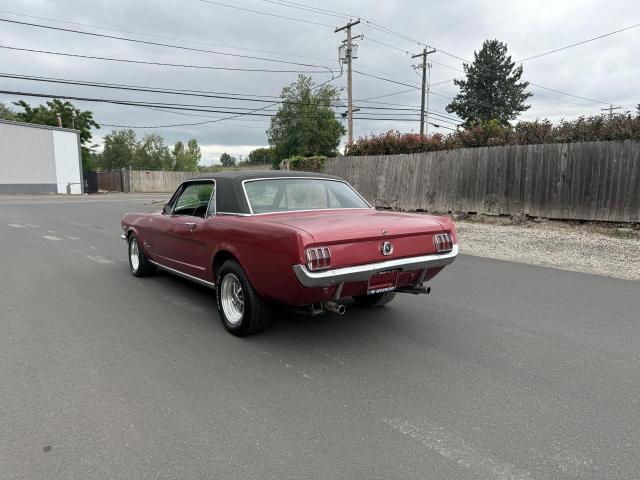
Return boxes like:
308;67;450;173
446;39;532;126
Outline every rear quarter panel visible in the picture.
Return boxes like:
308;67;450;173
205;216;313;303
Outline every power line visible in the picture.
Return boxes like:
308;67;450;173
252;0;349;19
0;45;327;74
0;17;334;72
353;70;454;101
357;62;422;85
365;37;411;55
2;73;349;128
0;9;336;62
195;0;335;27
3;7;614;112
139;106;270;129
362;30;615;109
517;22;640;63
0;72;286;100
528;82;609;105
1;72;456;117
337;12;634;108
353;70;419;89
136;98;459;124
408;54;613;107
0;88;456;128
0;8;446;88
356;88;416;101
252;0;353;19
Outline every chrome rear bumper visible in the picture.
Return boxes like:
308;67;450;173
292;245;458;288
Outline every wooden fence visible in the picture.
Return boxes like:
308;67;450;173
129;170;197;193
322;140;640;222
96;171;123;192
92;168;266;193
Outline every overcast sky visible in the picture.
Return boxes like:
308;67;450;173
0;0;637;164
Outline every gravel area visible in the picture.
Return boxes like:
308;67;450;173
456;220;640;281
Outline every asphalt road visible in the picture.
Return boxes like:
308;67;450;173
1;194;639;480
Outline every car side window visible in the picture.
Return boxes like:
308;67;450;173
173;182;215;218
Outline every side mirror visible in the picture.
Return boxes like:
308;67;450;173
162;204;172;215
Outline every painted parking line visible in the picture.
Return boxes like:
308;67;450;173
85;255;114;265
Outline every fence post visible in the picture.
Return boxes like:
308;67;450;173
121;167;131;193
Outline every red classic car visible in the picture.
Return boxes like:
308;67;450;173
121;171;458;336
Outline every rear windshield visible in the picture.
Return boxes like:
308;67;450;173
244;178;370;214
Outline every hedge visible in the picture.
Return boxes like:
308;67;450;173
345;115;640;156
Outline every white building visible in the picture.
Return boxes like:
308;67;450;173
0;119;84;194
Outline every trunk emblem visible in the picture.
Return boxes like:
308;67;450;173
382;229;388;235
380;241;394;256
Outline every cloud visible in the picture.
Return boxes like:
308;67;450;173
200;143;269;166
1;0;637;152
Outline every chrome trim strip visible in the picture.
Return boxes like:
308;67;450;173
216;211;252;217
204;179;217;217
292;244;458;288
241;177;373;215
149;260;216;289
247;207;371;217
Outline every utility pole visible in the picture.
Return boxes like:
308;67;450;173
335;19;360;146
601;104;622;118
412;47;436;136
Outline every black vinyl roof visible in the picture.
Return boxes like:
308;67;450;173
183;170;344;214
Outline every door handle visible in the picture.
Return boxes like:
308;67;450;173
185;222;197;230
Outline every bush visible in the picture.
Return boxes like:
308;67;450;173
284;155;326;172
345;114;640;156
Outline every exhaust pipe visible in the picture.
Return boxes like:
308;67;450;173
396;285;431;295
323;301;346;315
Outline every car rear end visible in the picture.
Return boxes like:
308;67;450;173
264;210;458;308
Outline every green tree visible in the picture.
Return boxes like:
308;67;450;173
100;129;137;170
0;102;16;120
173;139;201;171
446;39;532;126
247;147;275;166
267;75;344;166
13;99;100;169
134;133;173;170
219;152;236;167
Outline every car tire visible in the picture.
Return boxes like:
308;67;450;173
216;260;271;336
128;233;155;277
353;291;396;308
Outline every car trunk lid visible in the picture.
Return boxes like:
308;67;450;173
263;209;447;267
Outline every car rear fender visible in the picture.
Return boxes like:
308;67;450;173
211;244;245;284
212;223;313;301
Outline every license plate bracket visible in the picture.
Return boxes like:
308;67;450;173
367;269;399;295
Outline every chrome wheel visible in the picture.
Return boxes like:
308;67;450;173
129;237;140;272
221;273;244;325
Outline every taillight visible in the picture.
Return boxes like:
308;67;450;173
434;233;454;253
306;247;331;271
